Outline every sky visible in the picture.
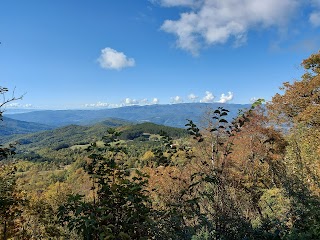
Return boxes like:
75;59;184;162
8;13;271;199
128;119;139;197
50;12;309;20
1;0;320;109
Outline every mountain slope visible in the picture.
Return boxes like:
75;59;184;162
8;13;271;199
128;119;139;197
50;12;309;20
6;103;251;128
0;120;186;151
0;116;54;136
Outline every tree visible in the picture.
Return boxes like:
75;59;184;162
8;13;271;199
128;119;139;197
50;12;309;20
184;106;256;239
183;102;291;239
0;164;24;240
268;50;320;238
268;51;320;127
0;87;24;239
58;129;153;239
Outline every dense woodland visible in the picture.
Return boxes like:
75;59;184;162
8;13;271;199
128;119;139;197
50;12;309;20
0;51;320;239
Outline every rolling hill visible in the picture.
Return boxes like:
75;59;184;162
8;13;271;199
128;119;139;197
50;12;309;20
5;103;251;128
0;120;187;151
0;116;53;136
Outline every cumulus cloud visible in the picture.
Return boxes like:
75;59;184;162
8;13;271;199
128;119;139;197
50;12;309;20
171;96;184;103
217;91;233;103
123;98;139;105
188;93;198;102
140;98;149;105
98;47;135;70
160;0;301;55
152;98;159;104
200;91;215;103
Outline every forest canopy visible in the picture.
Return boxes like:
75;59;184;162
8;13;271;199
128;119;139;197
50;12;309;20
0;51;320;239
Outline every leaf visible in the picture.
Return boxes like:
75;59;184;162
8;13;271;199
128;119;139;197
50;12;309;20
219;119;228;123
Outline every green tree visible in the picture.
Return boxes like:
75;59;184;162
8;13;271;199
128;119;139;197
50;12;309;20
58;129;152;239
0;164;24;240
0;87;24;239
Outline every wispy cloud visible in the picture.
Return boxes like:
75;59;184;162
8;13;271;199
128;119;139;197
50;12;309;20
310;11;320;27
122;97;161;106
7;103;33;108
85;97;160;108
84;102;120;108
159;0;303;55
152;0;198;7
98;47;135;70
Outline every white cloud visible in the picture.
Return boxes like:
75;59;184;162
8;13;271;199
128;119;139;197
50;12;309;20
124;98;139;105
7;103;33;108
140;98;149;105
84;102;112;108
123;97;160;106
250;97;259;103
310;11;320;27
188;93;198;102
171;95;184;103
160;0;301;55
152;98;159;104
84;97;160;108
98;47;135;70
200;91;215;103
217;91;233;103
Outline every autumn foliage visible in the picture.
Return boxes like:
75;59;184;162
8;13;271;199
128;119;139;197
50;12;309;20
1;51;320;239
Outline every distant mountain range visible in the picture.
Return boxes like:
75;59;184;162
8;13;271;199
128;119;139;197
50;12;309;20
0;116;53;136
5;103;251;128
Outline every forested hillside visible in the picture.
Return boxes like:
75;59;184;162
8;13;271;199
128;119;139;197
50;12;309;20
0;116;53;135
6;103;250;128
1;51;320;239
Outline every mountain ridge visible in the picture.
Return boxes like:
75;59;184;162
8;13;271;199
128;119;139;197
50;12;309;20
5;103;251;128
0;116;54;136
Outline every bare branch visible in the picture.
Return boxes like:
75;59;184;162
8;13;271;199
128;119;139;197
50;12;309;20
0;86;25;119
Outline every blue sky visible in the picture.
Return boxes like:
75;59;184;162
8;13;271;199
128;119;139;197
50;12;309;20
1;0;320;109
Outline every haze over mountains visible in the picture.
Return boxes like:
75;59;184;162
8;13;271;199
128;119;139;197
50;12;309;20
5;103;251;129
